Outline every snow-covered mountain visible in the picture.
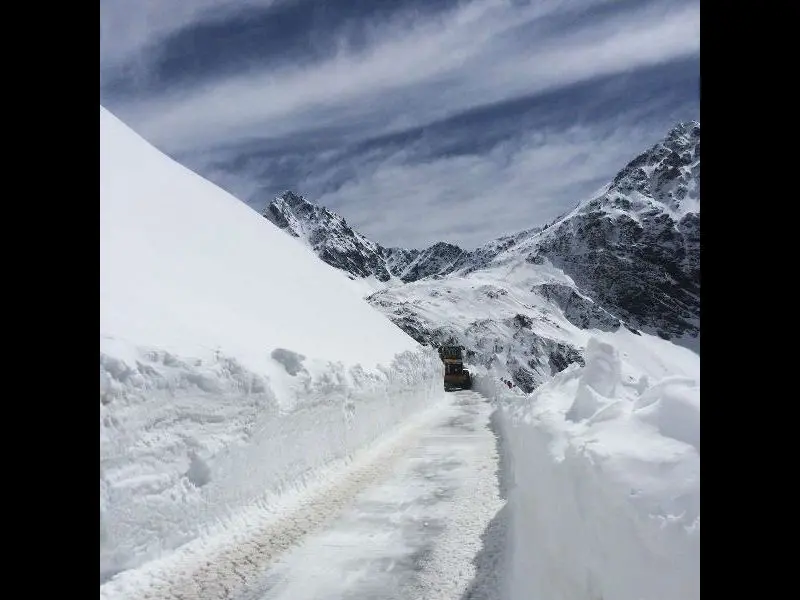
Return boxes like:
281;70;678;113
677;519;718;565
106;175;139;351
265;122;700;390
263;191;473;283
263;191;397;281
99;106;440;581
529;121;700;345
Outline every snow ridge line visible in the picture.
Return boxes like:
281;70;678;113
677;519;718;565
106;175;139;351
100;397;453;600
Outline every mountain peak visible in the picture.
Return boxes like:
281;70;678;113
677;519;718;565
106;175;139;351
526;120;700;347
666;120;700;144
605;121;699;215
262;192;485;284
262;190;393;280
275;190;312;209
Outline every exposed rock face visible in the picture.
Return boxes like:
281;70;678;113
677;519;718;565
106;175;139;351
263;192;474;283
263;191;394;281
533;121;700;346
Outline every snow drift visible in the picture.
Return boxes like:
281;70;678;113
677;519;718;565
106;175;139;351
475;331;699;600
99;106;441;581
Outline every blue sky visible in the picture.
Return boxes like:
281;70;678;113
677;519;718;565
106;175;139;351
100;0;700;249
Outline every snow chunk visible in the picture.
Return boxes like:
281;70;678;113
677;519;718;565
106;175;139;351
185;452;212;488
566;338;621;422
579;337;621;397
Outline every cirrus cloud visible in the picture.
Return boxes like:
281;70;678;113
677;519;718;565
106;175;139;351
100;0;700;248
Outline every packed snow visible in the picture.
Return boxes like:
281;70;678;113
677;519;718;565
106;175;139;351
474;331;700;600
99;106;442;583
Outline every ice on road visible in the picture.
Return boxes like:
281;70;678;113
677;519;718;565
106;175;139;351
240;390;502;600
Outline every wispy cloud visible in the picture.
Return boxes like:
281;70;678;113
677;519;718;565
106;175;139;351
304;115;689;249
100;0;699;248
100;0;286;75
108;0;698;153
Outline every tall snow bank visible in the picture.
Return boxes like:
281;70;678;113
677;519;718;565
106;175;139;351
99;106;442;581
479;336;699;600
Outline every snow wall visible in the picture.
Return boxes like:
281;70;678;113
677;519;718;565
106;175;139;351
473;337;700;600
100;347;441;581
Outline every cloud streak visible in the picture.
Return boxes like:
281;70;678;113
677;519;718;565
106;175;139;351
100;0;287;74
304;113;691;249
100;0;699;248
108;0;698;153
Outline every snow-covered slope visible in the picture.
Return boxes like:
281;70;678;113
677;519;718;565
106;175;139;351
474;333;699;600
367;269;621;393
99;106;441;582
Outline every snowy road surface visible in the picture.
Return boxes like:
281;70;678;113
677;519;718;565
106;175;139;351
241;390;502;600
103;391;504;600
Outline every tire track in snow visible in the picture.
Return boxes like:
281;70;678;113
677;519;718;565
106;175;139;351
240;391;503;600
101;392;502;600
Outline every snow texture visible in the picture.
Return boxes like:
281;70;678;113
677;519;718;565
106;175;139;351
99;105;442;583
474;333;699;600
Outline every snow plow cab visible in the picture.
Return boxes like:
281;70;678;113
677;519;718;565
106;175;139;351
438;345;472;391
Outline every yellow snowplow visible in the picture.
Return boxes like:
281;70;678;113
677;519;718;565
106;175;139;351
438;345;472;391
